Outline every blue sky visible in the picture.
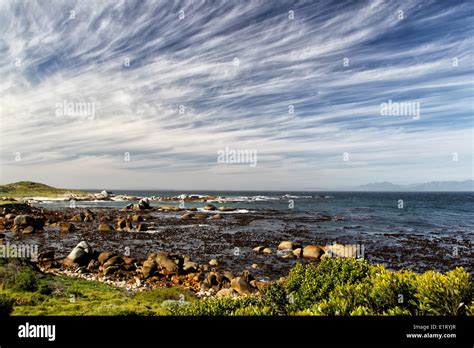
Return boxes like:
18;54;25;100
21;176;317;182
0;0;473;190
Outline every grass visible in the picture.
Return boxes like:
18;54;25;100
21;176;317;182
0;259;196;316
0;200;29;206
0;181;89;198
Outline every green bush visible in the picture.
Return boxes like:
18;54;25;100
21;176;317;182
366;266;418;314
0;294;15;316
285;258;371;311
293;261;472;316
0;258;40;292
261;282;289;315
169;295;260;316
11;268;39;292
415;267;471;315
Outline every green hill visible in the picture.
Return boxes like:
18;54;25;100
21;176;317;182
0;181;89;198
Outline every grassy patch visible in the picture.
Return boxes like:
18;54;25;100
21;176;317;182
0;181;89;198
0;200;29;206
0;259;196;316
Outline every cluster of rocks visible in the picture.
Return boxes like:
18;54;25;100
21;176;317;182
125;198;152;211
181;212;222;220
11;214;45;234
253;240;356;260
41;240;267;297
70;209;95;222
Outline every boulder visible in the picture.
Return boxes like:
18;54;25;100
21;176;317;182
137;198;151;209
71;213;85;222
142;259;157;278
231;277;252;295
181;212;194;219
98;223;114;233
155;252;178;273
101;190;111;197
98;251;114;264
83;209;95;222
210;214;222;219
218;206;236;212
64;241;93;266
137;223;148;232
303;245;324;260
103;265;120;275
60;222;76;233
132;214;143;223
293;248;303;257
262;247;273;254
37;250;55;262
252;246;265;253
193;213;208;220
203;204;217;211
278;241;300;250
22;226;35;234
216;288;235;297
87;259;100;271
183;261;198;273
13;215;35;227
117;218;127;230
103;256;124;268
209;259;219;266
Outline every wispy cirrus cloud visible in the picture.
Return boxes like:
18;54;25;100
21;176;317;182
0;0;472;190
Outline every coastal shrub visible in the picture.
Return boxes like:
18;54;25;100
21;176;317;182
415;267;471;315
168;295;260;316
261;282;289;315
311;282;372;315
0;258;40;292
304;264;471;316
366;266;418;314
8;268;39;292
467;301;474;316
0;294;15;316
232;305;273;316
285;258;371;311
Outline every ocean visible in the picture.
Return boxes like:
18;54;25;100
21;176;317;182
32;191;473;275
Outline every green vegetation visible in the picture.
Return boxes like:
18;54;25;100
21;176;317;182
0;258;196;315
0;257;471;316
0;181;89;198
0;200;30;206
170;258;473;316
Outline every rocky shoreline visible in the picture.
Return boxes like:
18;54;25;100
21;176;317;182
1;200;472;299
0;202;346;298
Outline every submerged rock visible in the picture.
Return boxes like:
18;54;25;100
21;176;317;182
253;246;265;253
203;204;217;211
98;223;114;233
60;222;76;233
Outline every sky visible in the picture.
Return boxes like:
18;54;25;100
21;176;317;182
0;0;473;190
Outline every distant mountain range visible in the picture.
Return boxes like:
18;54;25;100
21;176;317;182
352;180;473;192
